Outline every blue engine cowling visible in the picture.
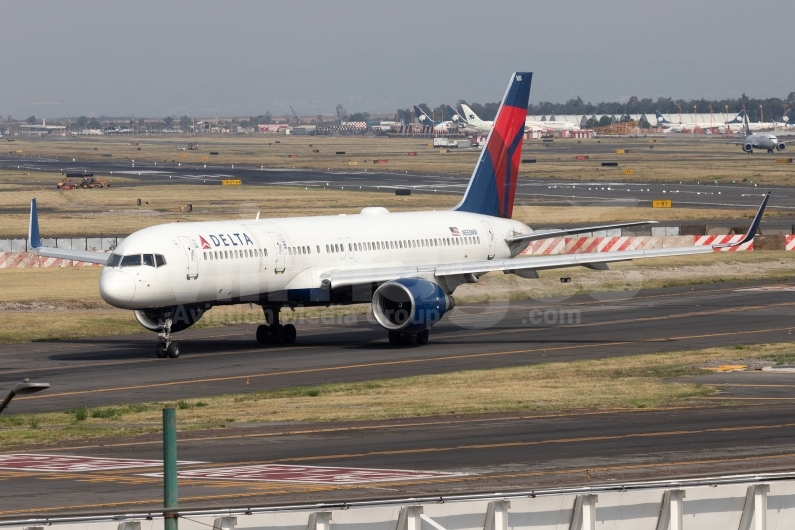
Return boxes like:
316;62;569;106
372;278;455;333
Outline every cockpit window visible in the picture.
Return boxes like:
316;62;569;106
155;254;167;267
106;254;121;267
143;254;155;267
120;254;142;267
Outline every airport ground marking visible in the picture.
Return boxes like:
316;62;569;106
6;451;795;516
0;454;202;472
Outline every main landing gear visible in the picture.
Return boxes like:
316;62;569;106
155;317;180;359
256;307;297;346
388;329;429;346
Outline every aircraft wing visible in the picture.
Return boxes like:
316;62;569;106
34;246;110;265
27;198;110;265
326;244;713;289
327;192;769;290
505;221;657;244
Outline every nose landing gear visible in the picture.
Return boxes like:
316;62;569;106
255;307;297;346
155;317;180;358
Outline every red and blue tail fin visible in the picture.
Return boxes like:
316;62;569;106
455;72;531;219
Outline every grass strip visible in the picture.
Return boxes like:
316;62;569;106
2;343;794;449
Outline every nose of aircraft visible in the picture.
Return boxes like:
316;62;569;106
99;269;136;307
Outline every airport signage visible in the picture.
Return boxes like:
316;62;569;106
179;153;186;158
348;161;358;166
616;149;627;154
622;169;635;175
221;179;242;186
776;158;792;163
652;200;672;208
575;155;589;160
201;155;209;160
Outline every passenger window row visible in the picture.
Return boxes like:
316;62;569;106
107;253;167;268
204;248;267;261
324;236;480;254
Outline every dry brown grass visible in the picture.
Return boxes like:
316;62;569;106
0;178;771;238
7;134;794;185
2;342;793;449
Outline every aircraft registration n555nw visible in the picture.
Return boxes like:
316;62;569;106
27;72;770;358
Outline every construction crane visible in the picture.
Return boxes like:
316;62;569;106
290;106;300;125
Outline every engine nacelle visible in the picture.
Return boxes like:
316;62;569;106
372;278;454;332
743;143;753;153
134;304;208;333
777;143;786;151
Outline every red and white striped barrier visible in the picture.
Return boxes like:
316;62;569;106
521;235;761;256
694;235;752;252
522;236;696;256
0;252;100;269
787;236;795;251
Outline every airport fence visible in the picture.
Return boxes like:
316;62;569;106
0;473;793;530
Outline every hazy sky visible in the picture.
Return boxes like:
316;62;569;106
2;0;793;119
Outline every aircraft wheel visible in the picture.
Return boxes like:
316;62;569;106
402;332;418;346
156;344;167;358
417;329;429;345
388;330;401;345
256;324;269;345
270;324;285;344
284;324;297;344
167;342;180;358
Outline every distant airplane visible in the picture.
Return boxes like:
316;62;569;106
459;104;494;134
412;106;454;133
525;114;580;132
737;111;789;153
776;109;794;130
654;110;722;132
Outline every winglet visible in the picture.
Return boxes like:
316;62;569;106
28;198;41;249
713;191;770;248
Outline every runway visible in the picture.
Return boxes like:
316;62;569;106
0;155;789;212
2;280;795;513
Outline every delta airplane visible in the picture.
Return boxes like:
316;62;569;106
27;72;770;358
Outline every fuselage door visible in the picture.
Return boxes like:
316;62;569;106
177;236;199;279
481;221;496;260
337;238;346;259
345;237;354;259
269;232;286;273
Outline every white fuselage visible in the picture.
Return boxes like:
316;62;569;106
742;132;783;152
99;209;528;311
525;119;579;132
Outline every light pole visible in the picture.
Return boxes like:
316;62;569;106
0;379;50;414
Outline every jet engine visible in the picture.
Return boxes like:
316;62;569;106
777;143;786;151
372;278;455;332
743;143;753;153
134;304;208;333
